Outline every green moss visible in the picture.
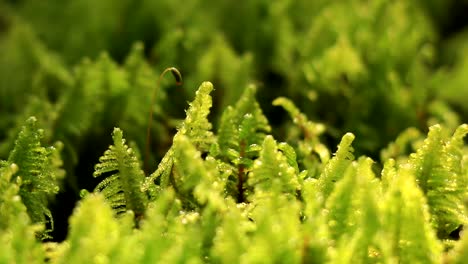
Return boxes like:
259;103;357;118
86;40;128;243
0;0;467;263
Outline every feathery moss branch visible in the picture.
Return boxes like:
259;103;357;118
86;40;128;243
93;128;148;218
7;117;61;236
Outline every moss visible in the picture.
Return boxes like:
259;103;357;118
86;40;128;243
0;0;468;263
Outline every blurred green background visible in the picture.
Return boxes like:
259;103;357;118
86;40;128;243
1;0;467;241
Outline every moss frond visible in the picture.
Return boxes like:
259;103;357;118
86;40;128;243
144;81;216;191
317;132;355;201
7;117;61;235
93;128;148;218
248;135;300;200
406;124;468;236
381;167;442;263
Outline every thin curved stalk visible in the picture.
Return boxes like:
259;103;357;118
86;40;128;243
145;67;182;174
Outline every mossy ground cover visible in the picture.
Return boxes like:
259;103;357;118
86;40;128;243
1;1;468;263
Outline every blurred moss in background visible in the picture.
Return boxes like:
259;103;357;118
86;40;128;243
0;0;467;240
